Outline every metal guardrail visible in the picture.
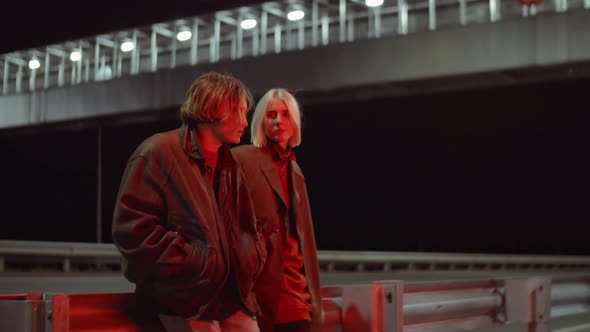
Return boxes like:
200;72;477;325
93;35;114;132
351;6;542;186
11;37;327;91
0;240;121;272
4;275;590;331
318;275;590;331
319;250;590;272
2;240;590;273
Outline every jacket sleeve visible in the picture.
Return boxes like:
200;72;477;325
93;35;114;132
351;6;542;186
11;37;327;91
112;153;215;286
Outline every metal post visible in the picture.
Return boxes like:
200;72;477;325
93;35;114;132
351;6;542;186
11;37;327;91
84;56;90;82
253;26;259;56
341;281;404;331
260;10;268;54
131;31;137;74
368;9;374;38
29;68;36;92
459;0;467;25
374;7;382;38
71;58;76;84
96;127;103;243
348;13;355;42
117;54;122;77
2;60;8;95
505;278;551;332
111;38;118;78
100;55;106;79
213;17;221;62
237;13;244;58
209;36;216;63
231;35;237;60
274;25;282;53
321;16;329;45
134;30;140;74
190;19;199;65
94;38;100;80
58;58;65;87
339;0;346;43
171;26;177;68
297;20;304;50
312;0;319;47
490;0;501;22
30;51;38;91
44;50;50;88
151;28;158;72
286;22;292;50
16;64;22;93
77;41;83;84
429;0;437;30
398;0;409;34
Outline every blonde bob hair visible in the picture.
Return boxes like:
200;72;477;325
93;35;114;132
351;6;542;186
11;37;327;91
250;88;302;148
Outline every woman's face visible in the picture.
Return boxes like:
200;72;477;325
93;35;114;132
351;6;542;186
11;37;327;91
263;98;294;149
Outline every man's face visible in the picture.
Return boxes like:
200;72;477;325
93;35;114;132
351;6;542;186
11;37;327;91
212;98;248;145
263;98;295;149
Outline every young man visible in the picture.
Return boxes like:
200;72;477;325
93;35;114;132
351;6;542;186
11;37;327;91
112;71;266;332
232;89;323;332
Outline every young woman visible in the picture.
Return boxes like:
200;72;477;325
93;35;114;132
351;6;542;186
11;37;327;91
232;89;323;332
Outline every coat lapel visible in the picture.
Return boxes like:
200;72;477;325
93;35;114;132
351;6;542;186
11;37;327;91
259;154;288;208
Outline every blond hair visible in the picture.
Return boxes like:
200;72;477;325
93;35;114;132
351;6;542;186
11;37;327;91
250;88;302;148
180;71;253;126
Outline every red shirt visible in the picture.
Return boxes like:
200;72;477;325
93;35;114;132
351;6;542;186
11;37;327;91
202;149;218;185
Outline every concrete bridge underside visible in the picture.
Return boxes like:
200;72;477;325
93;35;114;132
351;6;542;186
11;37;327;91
1;10;589;130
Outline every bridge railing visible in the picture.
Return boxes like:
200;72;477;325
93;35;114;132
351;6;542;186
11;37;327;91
2;240;590;273
318;275;590;331
3;274;590;331
2;0;589;96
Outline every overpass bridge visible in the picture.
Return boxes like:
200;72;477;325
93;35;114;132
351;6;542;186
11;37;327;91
1;0;590;130
1;1;590;330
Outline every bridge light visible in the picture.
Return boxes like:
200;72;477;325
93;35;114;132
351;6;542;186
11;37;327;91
365;0;384;7
176;30;192;41
70;51;81;62
287;10;305;21
240;18;257;30
28;59;40;70
120;41;135;52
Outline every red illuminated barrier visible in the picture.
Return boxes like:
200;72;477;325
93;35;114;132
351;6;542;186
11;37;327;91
0;293;43;301
52;293;152;332
3;275;590;331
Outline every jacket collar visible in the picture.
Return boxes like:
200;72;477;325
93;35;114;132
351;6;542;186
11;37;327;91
181;124;204;162
180;124;234;168
259;146;303;214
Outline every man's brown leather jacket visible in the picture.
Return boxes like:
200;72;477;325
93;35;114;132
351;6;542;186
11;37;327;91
112;125;266;319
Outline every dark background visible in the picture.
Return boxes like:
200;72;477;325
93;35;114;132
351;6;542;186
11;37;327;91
1;1;588;254
0;0;267;54
2;77;589;254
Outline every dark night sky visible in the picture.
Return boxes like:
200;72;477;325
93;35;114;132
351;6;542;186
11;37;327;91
0;0;266;54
